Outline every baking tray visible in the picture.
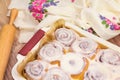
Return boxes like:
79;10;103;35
12;20;120;80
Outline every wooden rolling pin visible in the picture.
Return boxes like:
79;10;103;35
0;8;18;80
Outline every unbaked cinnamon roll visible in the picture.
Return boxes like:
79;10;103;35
96;49;120;74
38;41;64;62
60;53;86;75
24;60;48;80
55;28;76;46
43;67;71;80
84;62;112;80
71;37;98;59
96;49;120;66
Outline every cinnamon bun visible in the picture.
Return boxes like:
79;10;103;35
60;53;86;75
84;62;112;80
96;49;120;73
55;28;76;46
38;41;64;62
43;67;71;80
24;60;48;80
71;37;98;59
96;49;120;65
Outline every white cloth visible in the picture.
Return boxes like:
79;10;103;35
14;10;39;30
80;8;120;40
47;6;77;18
8;0;29;10
8;0;120;43
18;30;35;43
36;15;75;30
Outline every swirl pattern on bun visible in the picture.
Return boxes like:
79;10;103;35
96;49;120;65
96;49;120;74
24;60;48;80
84;62;111;80
55;28;76;46
38;41;64;62
43;67;70;80
71;37;98;59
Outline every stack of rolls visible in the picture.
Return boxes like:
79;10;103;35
17;19;120;80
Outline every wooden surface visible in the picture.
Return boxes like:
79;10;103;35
0;0;120;80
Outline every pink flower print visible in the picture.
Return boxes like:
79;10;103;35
32;12;43;20
87;28;93;33
71;0;75;2
106;19;111;25
32;2;42;11
32;0;46;11
112;17;116;20
114;24;120;30
31;7;40;12
38;0;46;5
33;0;46;5
100;15;120;30
29;0;59;21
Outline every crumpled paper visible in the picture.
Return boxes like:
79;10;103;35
8;0;120;43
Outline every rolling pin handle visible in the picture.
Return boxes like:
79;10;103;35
9;8;18;25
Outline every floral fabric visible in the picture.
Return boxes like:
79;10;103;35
8;0;120;43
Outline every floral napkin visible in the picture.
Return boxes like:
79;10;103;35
8;0;120;43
